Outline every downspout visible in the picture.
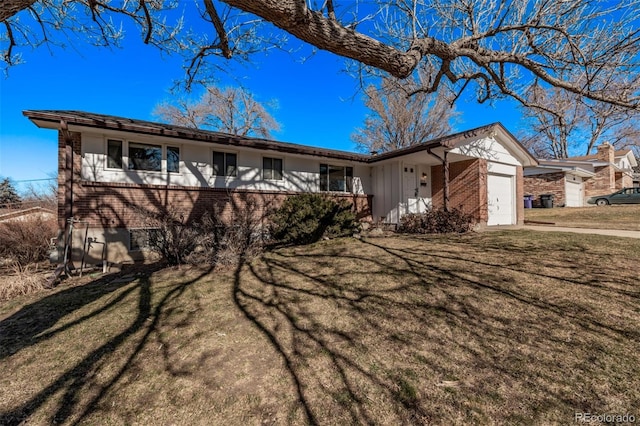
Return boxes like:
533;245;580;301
427;146;450;212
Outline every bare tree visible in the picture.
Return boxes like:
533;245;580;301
154;85;280;138
520;86;640;159
2;0;640;112
352;73;459;153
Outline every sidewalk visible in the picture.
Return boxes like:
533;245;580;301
523;225;640;239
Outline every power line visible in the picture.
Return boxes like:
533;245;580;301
11;178;57;183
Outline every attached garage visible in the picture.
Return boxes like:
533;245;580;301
524;165;594;208
370;123;537;227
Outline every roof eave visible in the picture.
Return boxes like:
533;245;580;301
23;110;369;163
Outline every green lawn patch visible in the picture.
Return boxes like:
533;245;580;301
1;232;639;424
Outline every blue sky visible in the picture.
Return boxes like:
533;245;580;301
0;12;522;194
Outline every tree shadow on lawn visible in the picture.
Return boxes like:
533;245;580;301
1;233;638;424
0;264;165;361
0;263;215;425
232;235;640;424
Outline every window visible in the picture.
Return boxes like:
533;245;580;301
263;157;283;180
320;164;353;192
213;151;237;177
107;139;123;169
129;142;162;171
167;146;180;173
129;229;160;251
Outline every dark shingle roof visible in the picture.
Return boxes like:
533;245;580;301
23;110;525;164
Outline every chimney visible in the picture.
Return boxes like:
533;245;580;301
596;142;614;164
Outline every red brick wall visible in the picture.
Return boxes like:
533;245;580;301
71;182;372;229
585;165;615;197
516;166;524;225
431;159;487;224
615;172;633;189
523;172;566;207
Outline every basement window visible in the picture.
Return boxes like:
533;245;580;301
129;228;160;251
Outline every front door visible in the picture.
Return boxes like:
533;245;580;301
403;164;418;214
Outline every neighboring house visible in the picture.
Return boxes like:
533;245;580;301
0;206;56;223
24;110;537;264
524;144;638;207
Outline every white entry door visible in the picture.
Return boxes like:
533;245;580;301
487;174;515;226
403;164;418;214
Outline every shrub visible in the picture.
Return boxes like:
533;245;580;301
137;207;199;266
143;199;265;267
186;208;264;267
0;215;57;265
398;208;474;234
269;193;360;245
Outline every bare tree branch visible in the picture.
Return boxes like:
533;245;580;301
2;0;639;110
153;85;280;138
352;70;460;153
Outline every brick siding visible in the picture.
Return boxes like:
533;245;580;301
523;172;566;207
516;166;524;225
615;172;633;189
431;159;488;224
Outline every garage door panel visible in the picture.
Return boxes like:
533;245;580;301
565;177;583;207
487;174;514;226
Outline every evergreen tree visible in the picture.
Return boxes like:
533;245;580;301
0;178;21;208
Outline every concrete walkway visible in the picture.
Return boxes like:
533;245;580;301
523;225;640;239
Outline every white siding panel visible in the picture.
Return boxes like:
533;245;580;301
451;136;520;166
78;131;369;196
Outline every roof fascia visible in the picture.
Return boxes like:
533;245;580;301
24;110;369;163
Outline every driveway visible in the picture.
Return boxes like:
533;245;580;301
523;225;640;239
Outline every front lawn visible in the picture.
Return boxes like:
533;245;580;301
525;204;640;230
1;232;639;424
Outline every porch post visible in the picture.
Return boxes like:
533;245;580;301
443;150;450;212
61;121;74;258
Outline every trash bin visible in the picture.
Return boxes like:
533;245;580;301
540;194;554;208
523;195;533;209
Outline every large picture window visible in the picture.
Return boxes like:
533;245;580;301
263;157;283;180
213;151;237;177
129;142;162;171
320;164;353;192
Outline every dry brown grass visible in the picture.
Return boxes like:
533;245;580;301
1;231;639;425
525;204;640;230
0;263;54;302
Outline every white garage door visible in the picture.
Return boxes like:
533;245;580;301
565;177;584;207
487;174;515;226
